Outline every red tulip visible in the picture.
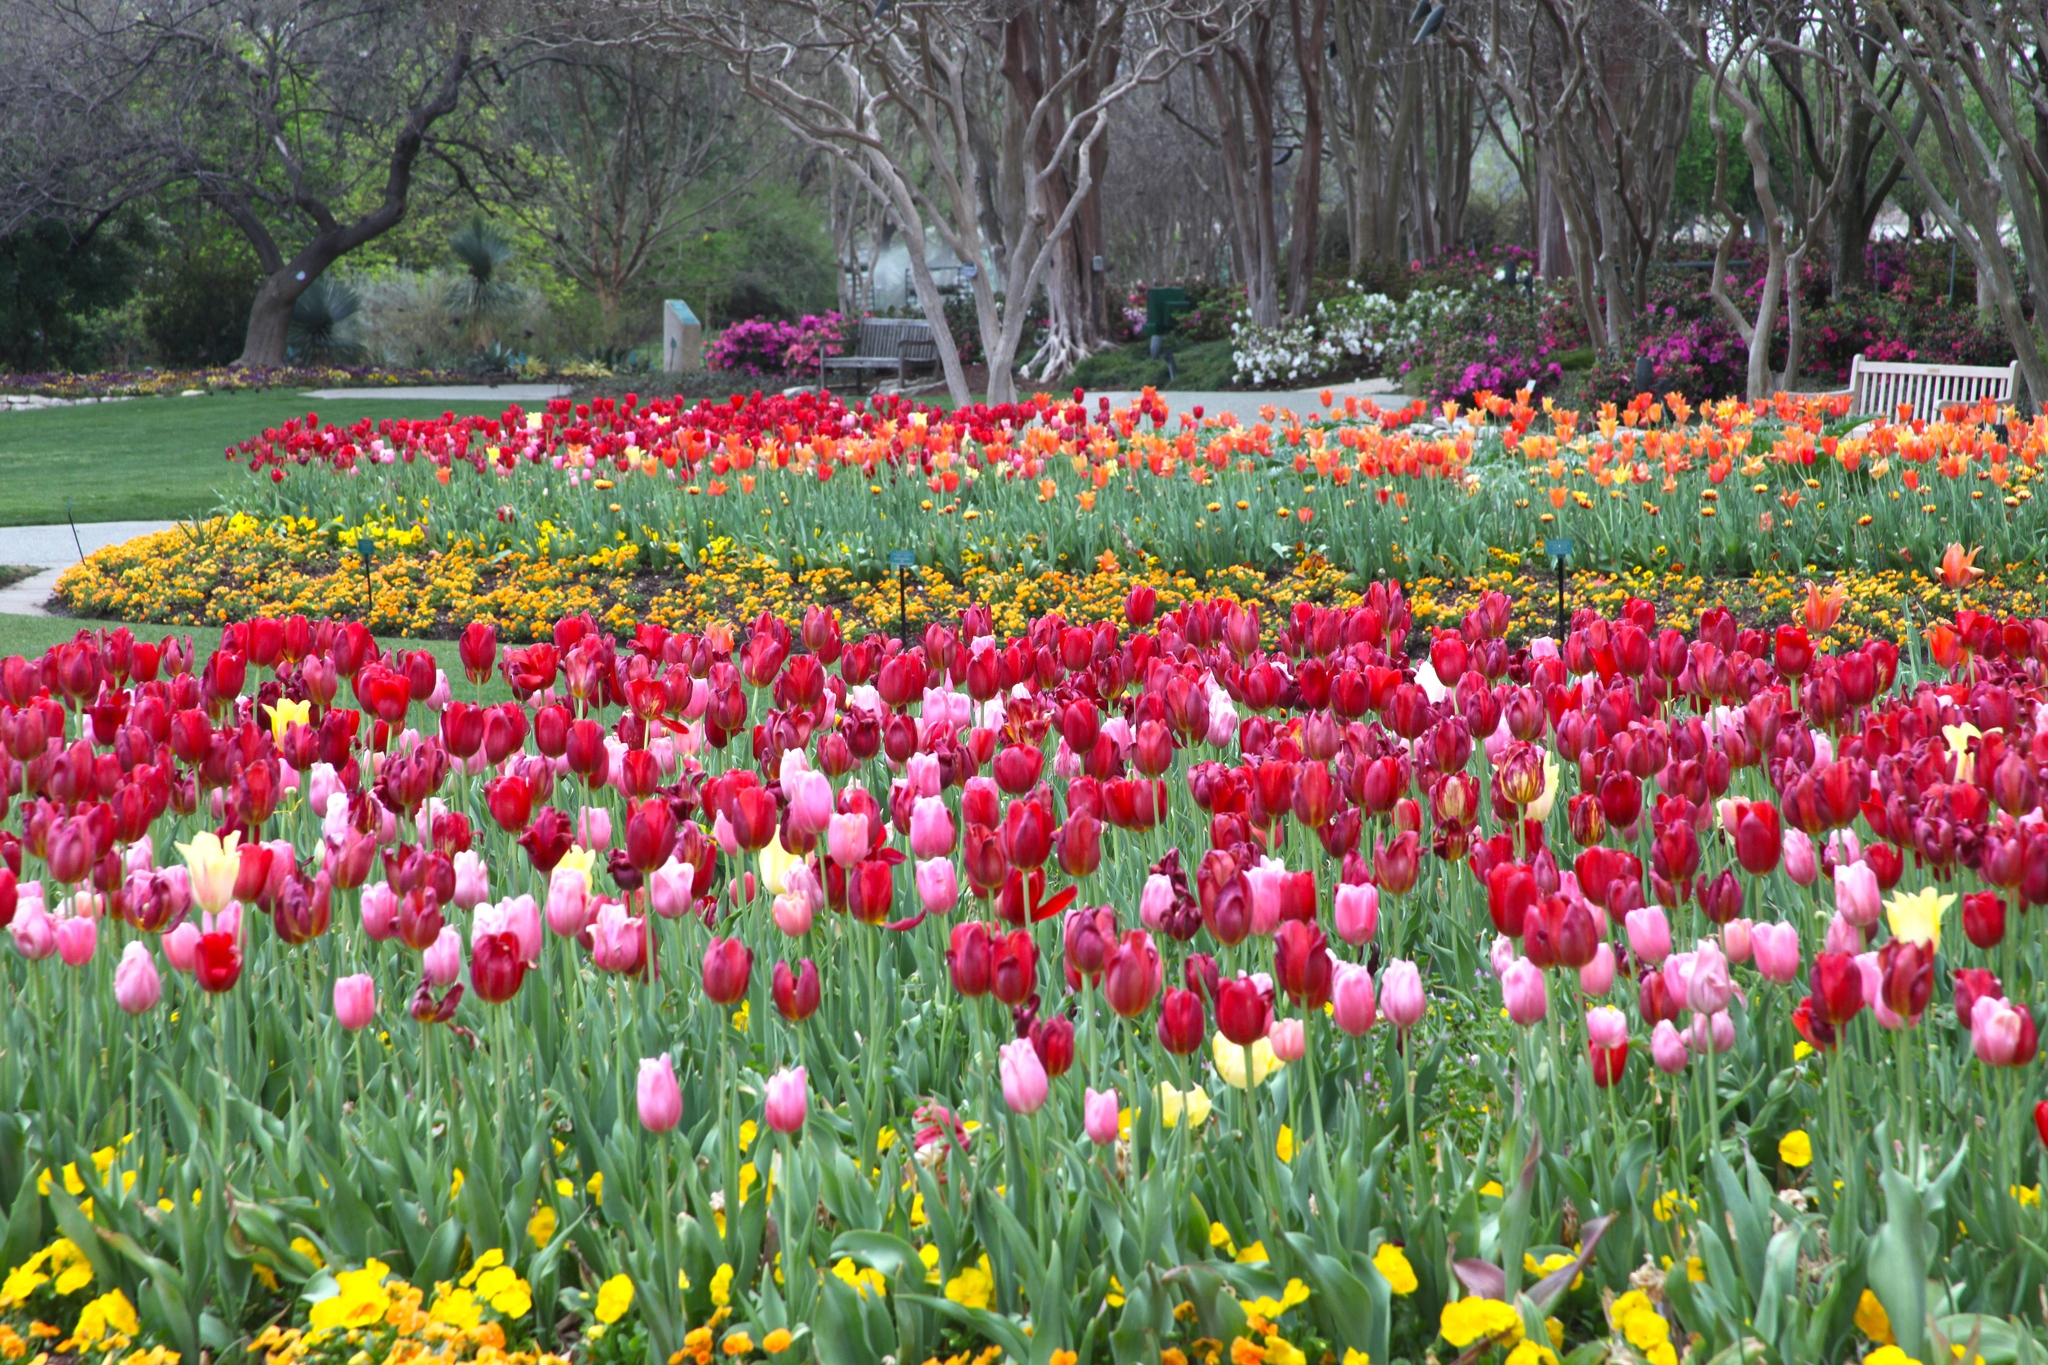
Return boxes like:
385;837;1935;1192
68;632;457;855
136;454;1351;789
772;959;821;1022
1215;974;1273;1046
458;622;497;684
1203;870;1255;947
625;799;677;872
471;931;528;1003
1001;798;1053;870
1589;1041;1629;1088
1374;831;1420;896
948;921;994;996
1063;905;1117;979
193;931;242;993
1101;930;1161;1017
1487;863;1536;937
1878;940;1934;1021
991;930;1037;1006
485;775;533;833
846;857;895;924
1030;1015;1075;1078
1964;891;2006;949
1812;951;1865;1025
1157;987;1205;1053
519;807;574;873
1055;811;1102;878
1273;921;1333;1009
2035;1100;2048;1150
1729;801;1781;875
702;936;754;1005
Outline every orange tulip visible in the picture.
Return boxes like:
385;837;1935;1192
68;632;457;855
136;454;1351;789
1939;543;1984;591
1801;582;1847;632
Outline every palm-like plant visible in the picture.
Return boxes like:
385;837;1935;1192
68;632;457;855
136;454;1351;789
446;215;518;342
288;276;361;362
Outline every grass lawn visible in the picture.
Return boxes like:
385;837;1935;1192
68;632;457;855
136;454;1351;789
0;389;527;526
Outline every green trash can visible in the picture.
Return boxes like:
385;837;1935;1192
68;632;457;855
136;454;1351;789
1145;287;1191;337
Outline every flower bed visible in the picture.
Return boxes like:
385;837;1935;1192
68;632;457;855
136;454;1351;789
2;590;2047;1365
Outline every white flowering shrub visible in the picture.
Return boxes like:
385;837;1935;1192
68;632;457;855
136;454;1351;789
1229;285;1471;387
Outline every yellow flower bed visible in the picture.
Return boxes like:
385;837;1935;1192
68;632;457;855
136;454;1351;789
54;514;2036;644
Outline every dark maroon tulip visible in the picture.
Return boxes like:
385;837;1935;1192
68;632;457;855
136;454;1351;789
990;929;1037;1006
471;932;527;1003
702;936;754;1005
772;959;821;1022
1274;921;1333;1009
1030;1015;1075;1078
1101;930;1161;1018
948;922;994;997
1215;974;1273;1046
1158;987;1206;1053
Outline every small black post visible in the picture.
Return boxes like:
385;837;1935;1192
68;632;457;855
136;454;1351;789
1556;556;1567;641
66;497;83;563
898;566;907;638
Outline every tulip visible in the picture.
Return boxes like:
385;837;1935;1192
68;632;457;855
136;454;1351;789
1833;861;1881;928
638;1055;684;1133
1381;960;1426;1030
786;770;835;836
948;922;994;996
649;857;694;919
1971;996;2040;1067
1158;987;1206;1053
1101;930;1161;1017
915;857;959;916
160;920;197;972
998;1037;1049;1114
423;925;464;987
1963;892;2006;950
1267;1017;1306;1062
1139;873;1174;931
1085;1086;1120;1145
114;941;161;1014
2035;1101;2048;1151
471;931;528;1003
1585;1005;1628;1049
1333;881;1380;946
447;849;488;912
1812;950;1865;1025
1686;940;1733;1015
1783;830;1817;887
193;931;242;993
333;973;377;1030
1273;921;1334;1008
1751;923;1802;983
1721;917;1753;965
827;812;869;868
772;959;821;1022
590;903;648;975
1331;961;1377;1035
1823;911;1862;956
764;1066;809;1134
1579;942;1617;996
1650;1019;1689;1072
1212;1030;1282;1089
702;937;753;1005
1730;800;1781;875
1215;975;1273;1045
909;796;956;858
545;864;593;937
55;915;96;968
1876;940;1934;1023
575;806;613;850
991;930;1037;1006
176;830;243;917
1031;1016;1076;1078
1589;1041;1629;1088
1501;958;1547;1025
1686;1010;1735;1054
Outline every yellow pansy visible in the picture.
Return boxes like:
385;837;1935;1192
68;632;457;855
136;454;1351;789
1212;1032;1283;1089
528;1205;558;1247
1778;1130;1812;1168
710;1263;733;1307
429;1287;482;1331
1372;1243;1418;1295
1439;1297;1523;1348
68;1289;138;1344
594;1274;634;1324
586;1171;604;1204
832;1258;886;1299
1886;887;1953;951
1276;1126;1296;1163
1866;1349;1923;1365
944;1256;993;1310
1856;1289;1894;1343
289;1237;324;1269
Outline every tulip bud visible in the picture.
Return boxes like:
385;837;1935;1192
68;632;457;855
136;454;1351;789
333;973;377;1029
1157;987;1206;1053
764;1066;808;1134
637;1055;684;1133
114;941;161;1014
1579;942;1617;997
1964;891;2006;949
1267;1017;1305;1062
999;1037;1049;1114
1380;960;1426;1030
1333;881;1380;946
772;959;821;1022
1331;961;1377;1036
1650;1019;1689;1072
1501;958;1547;1025
1085;1086;1121;1144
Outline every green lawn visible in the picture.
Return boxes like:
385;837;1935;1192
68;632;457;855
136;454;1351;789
0;390;526;526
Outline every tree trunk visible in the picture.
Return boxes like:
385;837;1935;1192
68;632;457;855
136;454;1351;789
239;277;302;368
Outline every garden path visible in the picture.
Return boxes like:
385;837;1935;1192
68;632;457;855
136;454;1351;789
0;520;175;616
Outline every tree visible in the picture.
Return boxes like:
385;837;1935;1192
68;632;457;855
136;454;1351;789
3;0;494;367
661;0;1224;403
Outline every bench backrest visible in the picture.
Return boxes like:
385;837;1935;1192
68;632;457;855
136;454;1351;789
1846;354;2018;417
853;318;936;358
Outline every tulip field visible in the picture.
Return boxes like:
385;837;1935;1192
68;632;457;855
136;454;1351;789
16;379;2048;1365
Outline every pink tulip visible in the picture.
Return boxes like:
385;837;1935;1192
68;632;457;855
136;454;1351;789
55;915;97;967
1489;934;1517;979
1650;1019;1689;1072
1381;960;1426;1029
1856;952;1909;1029
1501;958;1547;1025
309;763;345;817
827;812;868;868
426;669;452;710
1084;1086;1120;1145
1661;951;1695;1010
649;857;694;919
1624;906;1671;965
1686;1010;1735;1054
1579;942;1617;997
1721;917;1753;965
576;806;613;850
712;810;740;857
787;770;835;835
1824;911;1863;955
638;1055;683;1133
764;1066;808;1134
124;838;155;877
1751;923;1802;982
1333;881;1380;946
360;881;403;941
906;751;943;796
1834;860;1881;928
423;926;464;987
998;1037;1049;1114
786;861;825;914
452;851;489;911
1331;961;1377;1035
909;796;956;858
1686;940;1732;1015
1783;829;1817;886
590;902;647;974
545;866;592;937
1971;996;2036;1066
1205;694;1238;747
333;973;377;1030
772;893;814;937
114;942;161;1014
1139;873;1173;931
915;858;959;915
1245;860;1284;937
1267;1017;1305;1062
1585;1005;1627;1049
162;920;198;972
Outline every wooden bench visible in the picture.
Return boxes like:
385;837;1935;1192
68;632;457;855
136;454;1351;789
820;318;940;393
1835;354;2018;418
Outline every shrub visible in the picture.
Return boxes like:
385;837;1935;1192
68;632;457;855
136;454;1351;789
705;313;847;377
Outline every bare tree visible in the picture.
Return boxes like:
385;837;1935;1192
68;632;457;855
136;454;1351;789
460;37;753;346
3;0;497;368
659;0;1222;403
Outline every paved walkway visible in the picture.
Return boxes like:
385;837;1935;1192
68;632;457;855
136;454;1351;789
0;520;176;616
1085;377;1408;423
300;384;572;402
